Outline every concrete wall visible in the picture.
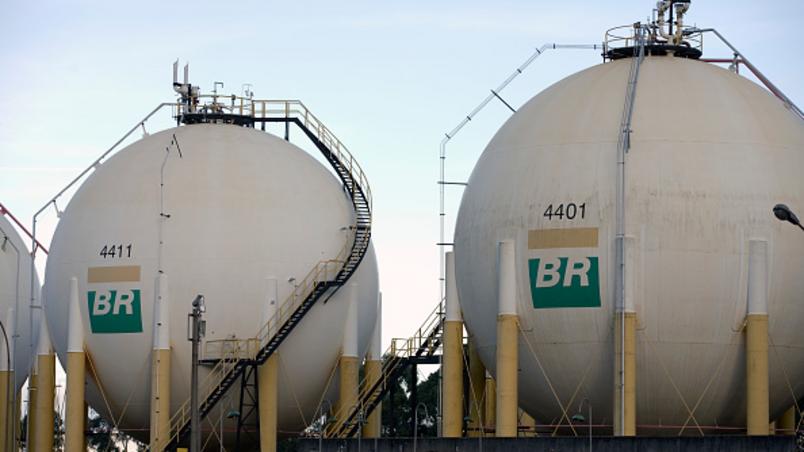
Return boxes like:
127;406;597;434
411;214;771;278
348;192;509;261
299;437;795;452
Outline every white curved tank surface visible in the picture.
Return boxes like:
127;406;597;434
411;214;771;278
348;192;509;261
42;123;379;439
455;56;804;432
0;214;41;390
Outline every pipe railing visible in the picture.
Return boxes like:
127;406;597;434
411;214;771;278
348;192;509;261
322;299;445;438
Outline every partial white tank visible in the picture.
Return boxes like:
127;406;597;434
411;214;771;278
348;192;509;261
455;56;804;432
42;123;379;439
0;213;40;391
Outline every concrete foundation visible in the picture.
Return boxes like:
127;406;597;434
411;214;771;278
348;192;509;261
301;436;795;452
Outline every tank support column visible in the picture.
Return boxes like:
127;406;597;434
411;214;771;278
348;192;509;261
65;278;86;452
484;372;496;434
259;278;279;452
614;236;636;436
336;283;360;435
443;252;464;437
467;337;486;437
0;307;15;451
362;293;382;438
27;371;38;452
746;239;769;436
495;240;518;437
776;406;795;435
33;314;55;452
614;312;637;436
150;274;171;450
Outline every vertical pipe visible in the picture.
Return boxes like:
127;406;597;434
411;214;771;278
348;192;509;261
362;293;382;438
337;283;359;435
150;274;171;450
746;239;769;436
258;278;279;452
777;406;795;436
443;252;464;437
467;337;485;437
65;277;86;452
495;240;518;437
33;315;54;452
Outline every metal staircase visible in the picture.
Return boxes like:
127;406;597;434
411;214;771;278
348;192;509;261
321;300;445;439
161;100;372;451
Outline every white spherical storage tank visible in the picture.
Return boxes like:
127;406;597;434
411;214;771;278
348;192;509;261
454;55;804;433
42;123;379;440
0;213;41;390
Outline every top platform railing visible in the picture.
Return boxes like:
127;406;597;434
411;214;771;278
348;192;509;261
603;23;703;59
174;96;372;214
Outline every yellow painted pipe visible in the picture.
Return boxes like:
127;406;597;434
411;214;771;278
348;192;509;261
467;338;485;437
777;406;795;436
33;352;55;452
442;319;464;437
746;313;769;436
0;370;8;451
337;355;359;434
65;351;86;452
495;314;518;437
614;312;636;436
484;375;496;434
27;372;38;452
149;348;171;450
258;354;279;452
361;359;382;438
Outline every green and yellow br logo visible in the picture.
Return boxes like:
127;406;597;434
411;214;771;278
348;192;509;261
528;257;601;309
527;227;601;309
87;289;144;333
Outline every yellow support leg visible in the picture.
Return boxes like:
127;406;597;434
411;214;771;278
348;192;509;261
614;312;636;436
337;355;359;435
27;372;38;452
467;338;486;437
258;354;279;452
0;370;8;451
442;320;464;437
746;313;769;436
495;314;518;437
777;406;796;436
150;348;171;450
33;353;55;452
484;375;496;435
65;351;86;452
361;359;382;438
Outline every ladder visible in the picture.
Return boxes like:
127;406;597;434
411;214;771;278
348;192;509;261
322;300;445;439
161;100;372;451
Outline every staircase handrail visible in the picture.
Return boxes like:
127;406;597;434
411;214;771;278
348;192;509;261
163;101;371;450
179;98;372;213
323;300;445;437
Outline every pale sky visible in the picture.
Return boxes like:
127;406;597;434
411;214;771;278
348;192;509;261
2;0;802;350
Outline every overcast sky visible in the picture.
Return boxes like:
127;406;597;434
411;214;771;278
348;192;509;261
2;0;802;347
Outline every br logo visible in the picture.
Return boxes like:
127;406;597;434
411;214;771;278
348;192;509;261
87;289;144;333
528;257;601;309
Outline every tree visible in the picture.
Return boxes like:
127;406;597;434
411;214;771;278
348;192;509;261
380;361;439;438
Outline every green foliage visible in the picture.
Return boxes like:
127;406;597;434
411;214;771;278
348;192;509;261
380;364;439;438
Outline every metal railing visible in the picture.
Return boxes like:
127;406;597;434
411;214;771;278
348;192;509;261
162;100;372;450
322;300;445;438
177;97;372;213
603;24;703;57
